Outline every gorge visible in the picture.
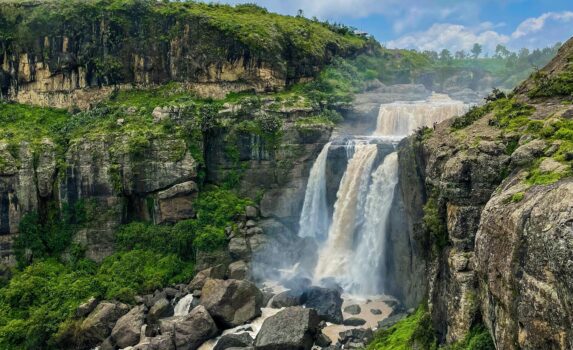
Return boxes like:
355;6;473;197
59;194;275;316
0;1;572;350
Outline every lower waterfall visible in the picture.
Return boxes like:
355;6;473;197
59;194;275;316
313;143;379;285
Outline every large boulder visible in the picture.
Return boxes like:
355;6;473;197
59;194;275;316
148;297;173;323
227;260;250;280
160;306;218;350
78;302;130;346
200;279;263;329
111;304;147;348
214;332;254;350
270;289;304;308
255;307;320;350
188;265;227;291
302;287;343;324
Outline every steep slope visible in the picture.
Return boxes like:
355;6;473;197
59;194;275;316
397;37;573;349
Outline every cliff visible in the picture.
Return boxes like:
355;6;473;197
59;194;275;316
0;0;367;108
399;37;573;348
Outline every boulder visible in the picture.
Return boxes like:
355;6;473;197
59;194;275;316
271;289;304;308
255;307;320;350
343;305;361;315
133;333;176;350
228;237;250;260
214;332;254;350
315;333;332;347
76;297;98;318
78;302;129;346
338;328;373;346
377;313;409;330
111;304;147;348
160;306;218;350
200;279;263;329
148;297;173;322
511;139;546;166
370;309;382;315
227;260;250;280
342;317;366;326
189;265;227;291
302;287;343;324
245;206;259;219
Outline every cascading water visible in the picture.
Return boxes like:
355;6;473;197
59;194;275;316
350;152;399;295
375;93;467;137
296;92;468;297
298;142;332;241
313;142;378;283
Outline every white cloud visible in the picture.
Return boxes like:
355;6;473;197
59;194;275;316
387;11;573;53
511;11;573;38
386;23;510;53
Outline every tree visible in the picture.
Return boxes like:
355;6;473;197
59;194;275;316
495;44;510;59
455;50;466;60
440;49;452;61
471;43;482;59
297;9;304;17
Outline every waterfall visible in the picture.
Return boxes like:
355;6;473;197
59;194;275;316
292;92;467;297
174;294;194;316
350;152;399;295
375;93;467;137
313;142;378;284
298;142;331;241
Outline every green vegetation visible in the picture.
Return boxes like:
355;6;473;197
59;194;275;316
442;326;495;350
0;186;250;349
367;307;437;350
510;192;525;203
367;306;494;350
423;196;448;251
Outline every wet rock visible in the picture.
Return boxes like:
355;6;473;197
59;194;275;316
343;305;361;315
200;279;263;329
246;227;264;236
338;328;373;346
314;333;332;347
188;265;227;291
342;317;366;326
148;298;173;323
160;305;218;350
370;309;382;315
214;332;254;350
283;276;312;291
78;302;130;346
302;287;343;324
262;291;275;307
227;260;250;280
76;297;98;318
255;307;320;350
111;304;147;348
246;220;256;228
377;313;409;330
271;289;304;308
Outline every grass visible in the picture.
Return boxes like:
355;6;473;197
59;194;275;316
367;307;437;350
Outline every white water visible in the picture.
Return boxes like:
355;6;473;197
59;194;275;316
350;152;399;295
314;142;378;284
173;294;194;316
300;92;467;297
298;142;331;241
375;93;467;137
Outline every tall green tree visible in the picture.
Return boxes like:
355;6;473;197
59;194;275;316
471;43;483;59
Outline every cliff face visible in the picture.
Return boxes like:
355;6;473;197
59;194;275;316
399;37;573;348
0;0;366;108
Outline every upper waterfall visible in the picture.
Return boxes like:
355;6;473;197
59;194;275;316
375;93;468;137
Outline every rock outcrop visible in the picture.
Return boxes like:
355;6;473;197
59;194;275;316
255;307;320;350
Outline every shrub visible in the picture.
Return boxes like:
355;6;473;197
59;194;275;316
367;307;437;350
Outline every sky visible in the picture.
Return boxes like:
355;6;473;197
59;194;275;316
201;0;573;54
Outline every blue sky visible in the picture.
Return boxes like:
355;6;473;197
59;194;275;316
202;0;573;53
